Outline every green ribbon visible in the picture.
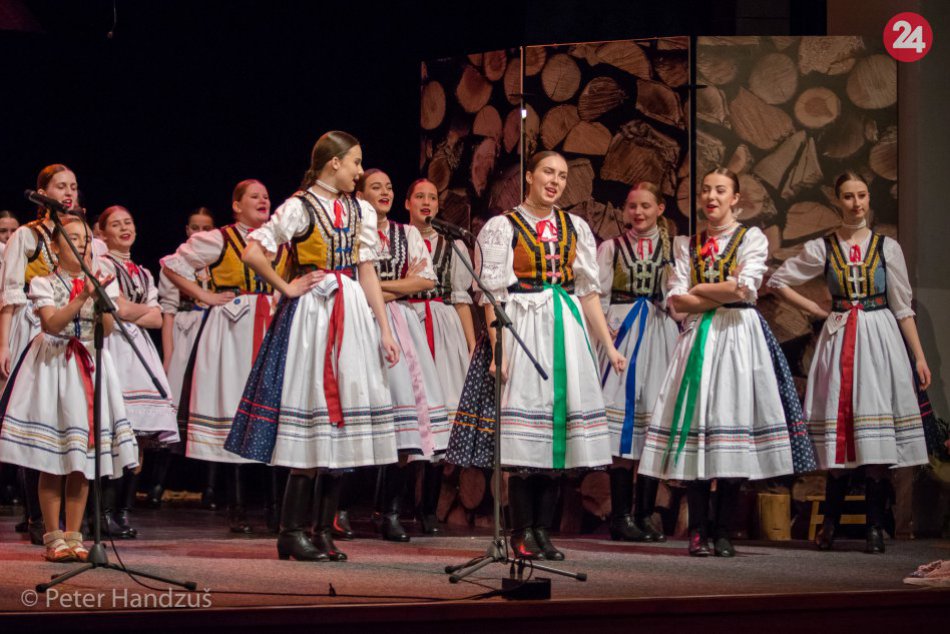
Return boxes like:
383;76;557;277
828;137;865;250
545;283;593;469
664;310;715;469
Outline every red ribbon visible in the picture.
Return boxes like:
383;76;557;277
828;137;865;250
849;245;862;263
536;220;558;243
700;236;719;261
637;237;653;260
423;238;433;253
409;297;443;359
65;338;96;449
835;304;862;464
125;260;141;277
251;294;272;362
324;272;347;427
333;199;344;229
69;278;85;302
378;230;389;251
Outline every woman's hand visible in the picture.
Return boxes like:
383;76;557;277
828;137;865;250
607;347;627;375
82;274;115;300
380;331;400;367
199;289;237;306
916;358;932;391
405;257;426;279
283;271;325;299
0;346;11;379
488;358;509;383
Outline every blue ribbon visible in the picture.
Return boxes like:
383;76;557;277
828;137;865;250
602;297;649;456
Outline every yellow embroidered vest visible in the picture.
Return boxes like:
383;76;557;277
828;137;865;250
292;191;362;272
24;221;57;286
208;224;290;293
507;208;577;293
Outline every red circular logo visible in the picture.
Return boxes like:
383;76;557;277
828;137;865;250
884;12;933;62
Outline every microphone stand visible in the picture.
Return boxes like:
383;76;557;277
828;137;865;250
35;203;195;594
434;226;587;586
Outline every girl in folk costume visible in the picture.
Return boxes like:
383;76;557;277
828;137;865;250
96;206;180;538
162;180;291;534
405;179;476;535
149;207;215;509
0;164;85;546
225;132;399;562
0;217;139;561
638;168;815;557
355;172;449;541
597;183;682;542
768;171;930;554
469;151;626;560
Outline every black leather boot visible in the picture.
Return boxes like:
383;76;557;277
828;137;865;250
609;467;646;541
418;462;443;535
115;468;139;538
816;472;849;550
201;462;218;510
712;479;741;557
101;477;134;539
276;474;326;561
265;467;285;534
331;471;355;540
146;449;171;509
312;473;347;561
687;480;712;556
228;465;252;534
634;474;666;542
532;475;564;560
23;467;45;545
508;475;544;560
864;477;886;554
380;464;410;542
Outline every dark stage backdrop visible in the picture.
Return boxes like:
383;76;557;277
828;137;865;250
0;0;804;276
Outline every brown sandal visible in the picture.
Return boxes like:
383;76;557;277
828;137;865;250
43;530;78;563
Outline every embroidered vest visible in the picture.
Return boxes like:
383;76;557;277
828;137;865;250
373;222;410;281
24;221;57;286
292;191;362;273
104;255;150;304
507;208;577;293
824;233;888;311
610;231;671;303
409;233;454;302
208;224;290;293
689;225;748;287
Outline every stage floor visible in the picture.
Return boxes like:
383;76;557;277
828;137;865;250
0;505;947;615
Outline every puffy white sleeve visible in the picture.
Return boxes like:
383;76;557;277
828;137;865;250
1;226;39;307
768;238;826;289
28;275;55;309
731;227;768;301
142;268;161;308
161;230;226;281
92;238;108;258
449;239;474;305
474;215;516;305
158;268;180;314
248;197;311;257
667;236;692;298
571;216;601;298
97;256;118;283
405;225;436;280
883;238;915;320
596;239;615;313
357;199;381;263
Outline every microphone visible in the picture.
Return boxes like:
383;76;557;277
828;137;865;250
425;217;473;242
24;189;71;213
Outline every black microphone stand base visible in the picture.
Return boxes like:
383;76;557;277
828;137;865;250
37;545;198;593
444;536;586;585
